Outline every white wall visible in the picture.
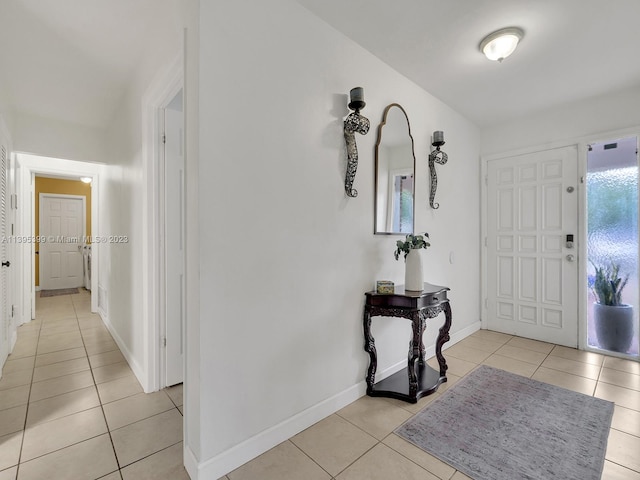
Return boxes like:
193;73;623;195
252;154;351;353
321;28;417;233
194;0;481;476
184;0;201;469
12;112;108;164
482;85;640;156
100;76;144;383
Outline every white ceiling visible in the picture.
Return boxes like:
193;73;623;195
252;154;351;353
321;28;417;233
296;0;640;127
0;0;184;129
2;1;639;131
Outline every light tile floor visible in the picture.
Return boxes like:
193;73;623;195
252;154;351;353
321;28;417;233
2;291;640;479
223;330;640;480
0;289;187;480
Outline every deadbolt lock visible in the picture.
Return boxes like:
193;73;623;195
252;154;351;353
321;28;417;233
566;234;574;249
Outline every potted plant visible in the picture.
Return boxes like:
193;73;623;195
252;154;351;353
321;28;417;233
394;233;430;291
590;261;633;353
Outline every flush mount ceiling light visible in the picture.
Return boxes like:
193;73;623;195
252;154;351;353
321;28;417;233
479;27;524;62
80;177;92;183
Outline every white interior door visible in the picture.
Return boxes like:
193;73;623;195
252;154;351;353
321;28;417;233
164;92;185;386
486;146;579;347
39;194;85;290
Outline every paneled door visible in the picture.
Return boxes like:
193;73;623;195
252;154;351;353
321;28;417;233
39;194;85;290
486;146;579;347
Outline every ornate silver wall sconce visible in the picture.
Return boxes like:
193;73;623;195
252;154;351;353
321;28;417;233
344;87;370;197
428;130;448;209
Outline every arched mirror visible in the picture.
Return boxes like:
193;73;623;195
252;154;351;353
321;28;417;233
374;104;416;234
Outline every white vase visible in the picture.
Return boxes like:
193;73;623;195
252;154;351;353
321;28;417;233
405;248;424;291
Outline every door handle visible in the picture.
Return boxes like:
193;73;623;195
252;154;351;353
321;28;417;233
1;261;10;267
566;254;575;262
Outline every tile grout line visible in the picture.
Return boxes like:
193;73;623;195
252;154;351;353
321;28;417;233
529;348;554;380
604;458;640;476
287;439;334;477
116;439;184;475
9;293;138;473
596;355;607;399
70;292;124;476
14;293;44;476
290;430;381;480
71;291;185;477
380;432;460;480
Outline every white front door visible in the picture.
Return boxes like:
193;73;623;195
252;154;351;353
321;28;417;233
164;95;185;386
39;194;85;290
486;146;579;347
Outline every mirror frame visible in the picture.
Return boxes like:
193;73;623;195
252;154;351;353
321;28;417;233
374;103;416;235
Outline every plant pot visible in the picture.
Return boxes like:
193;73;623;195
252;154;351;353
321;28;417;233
405;248;423;292
594;303;634;353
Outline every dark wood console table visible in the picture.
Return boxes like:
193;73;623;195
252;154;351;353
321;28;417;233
363;282;451;403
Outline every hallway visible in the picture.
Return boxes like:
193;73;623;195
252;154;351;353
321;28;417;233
0;290;187;479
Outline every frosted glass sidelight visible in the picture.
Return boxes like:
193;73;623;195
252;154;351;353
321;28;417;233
586;137;639;356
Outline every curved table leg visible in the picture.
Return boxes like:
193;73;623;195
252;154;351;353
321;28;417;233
407;311;423;398
363;306;377;394
418;313;427;365
435;301;452;377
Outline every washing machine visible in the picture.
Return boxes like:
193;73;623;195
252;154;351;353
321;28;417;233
82;244;92;290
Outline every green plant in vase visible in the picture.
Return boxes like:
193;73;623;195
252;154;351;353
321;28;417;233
394;233;430;260
394;233;430;291
590;262;628;306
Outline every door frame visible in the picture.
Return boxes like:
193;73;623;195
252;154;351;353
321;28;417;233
15;153;101;323
141;53;183;392
38;193;86;291
481;126;640;356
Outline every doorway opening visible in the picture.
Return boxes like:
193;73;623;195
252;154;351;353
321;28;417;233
162;87;185;387
16;153;101;323
586;136;639;356
141;53;184;392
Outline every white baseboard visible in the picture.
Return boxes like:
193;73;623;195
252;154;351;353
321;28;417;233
97;310;146;389
192;320;482;479
194;378;366;479
184;443;199;480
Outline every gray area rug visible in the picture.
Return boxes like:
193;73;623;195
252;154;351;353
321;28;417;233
39;288;79;297
396;365;614;480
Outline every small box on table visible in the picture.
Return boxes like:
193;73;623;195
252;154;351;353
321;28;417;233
376;281;395;294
